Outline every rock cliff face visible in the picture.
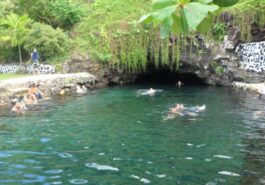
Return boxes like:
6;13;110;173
64;26;265;86
62;54;137;87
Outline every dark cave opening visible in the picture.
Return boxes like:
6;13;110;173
135;67;205;85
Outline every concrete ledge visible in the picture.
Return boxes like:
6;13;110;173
232;81;265;94
0;73;96;106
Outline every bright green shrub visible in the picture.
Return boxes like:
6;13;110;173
16;0;85;29
50;0;86;29
23;22;69;60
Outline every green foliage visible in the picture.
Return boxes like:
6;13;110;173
0;73;30;81
23;22;69;60
50;0;86;29
138;0;239;37
0;0;15;17
212;22;227;40
15;0;52;24
0;13;31;47
15;0;86;29
218;0;265;41
0;13;31;64
211;61;224;75
74;0;213;72
213;0;238;7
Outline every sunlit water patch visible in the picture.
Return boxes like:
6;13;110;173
0;85;264;184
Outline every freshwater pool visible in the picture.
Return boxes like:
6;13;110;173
0;85;264;185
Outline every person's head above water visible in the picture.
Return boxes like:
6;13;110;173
175;103;184;110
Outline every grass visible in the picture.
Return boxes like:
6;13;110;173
0;73;31;81
73;0;151;58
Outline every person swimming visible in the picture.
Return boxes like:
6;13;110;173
146;88;156;95
138;88;157;96
176;81;183;87
169;103;185;115
166;103;206;119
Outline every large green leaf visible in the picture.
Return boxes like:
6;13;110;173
172;11;189;35
191;0;213;4
160;16;173;38
213;0;238;7
138;0;233;37
151;5;177;25
183;2;218;31
152;0;178;10
138;13;153;24
196;16;212;34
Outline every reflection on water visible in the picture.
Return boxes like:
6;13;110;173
0;85;264;184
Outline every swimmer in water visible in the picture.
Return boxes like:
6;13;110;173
146;88;156;95
169;103;185;116
176;81;183;87
166;104;206;119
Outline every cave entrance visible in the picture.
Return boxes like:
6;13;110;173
135;67;204;85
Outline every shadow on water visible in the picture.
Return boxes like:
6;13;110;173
135;68;205;86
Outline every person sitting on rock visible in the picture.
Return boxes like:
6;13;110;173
82;85;87;93
59;89;65;96
35;84;44;99
11;96;27;113
27;84;38;104
76;85;87;94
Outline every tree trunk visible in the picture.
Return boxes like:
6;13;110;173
18;45;22;65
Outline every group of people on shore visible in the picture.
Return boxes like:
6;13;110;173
11;83;44;114
11;84;88;113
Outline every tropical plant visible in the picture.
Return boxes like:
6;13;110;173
0;0;15;17
50;0;86;29
23;22;69;60
139;0;238;38
212;22;227;41
0;13;31;65
16;0;85;29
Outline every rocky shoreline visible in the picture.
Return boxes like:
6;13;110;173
233;81;265;95
0;73;97;106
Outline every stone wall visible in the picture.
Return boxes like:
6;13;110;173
236;41;265;73
0;64;55;74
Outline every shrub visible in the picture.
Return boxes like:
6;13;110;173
50;0;86;29
23;22;69;60
16;0;85;29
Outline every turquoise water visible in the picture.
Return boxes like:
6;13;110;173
0;85;264;185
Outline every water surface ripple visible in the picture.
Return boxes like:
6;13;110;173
0;85;264;184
